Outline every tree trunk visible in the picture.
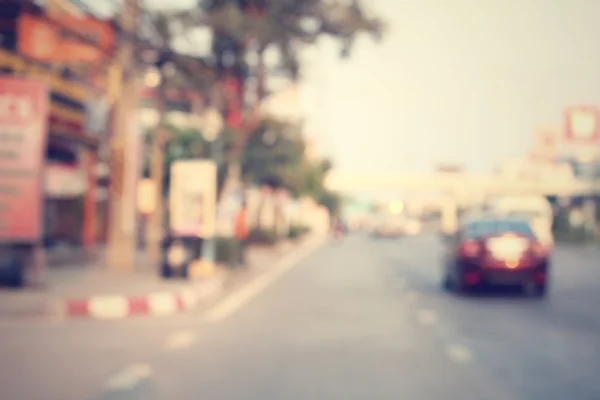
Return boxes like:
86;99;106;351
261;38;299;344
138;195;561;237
106;0;138;272
255;190;265;230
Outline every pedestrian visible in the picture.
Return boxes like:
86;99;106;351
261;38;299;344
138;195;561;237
234;202;249;267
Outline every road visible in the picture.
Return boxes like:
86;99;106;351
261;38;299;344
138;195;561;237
1;233;600;400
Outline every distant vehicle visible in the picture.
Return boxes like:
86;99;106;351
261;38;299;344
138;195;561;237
404;218;422;235
372;214;405;238
442;217;549;297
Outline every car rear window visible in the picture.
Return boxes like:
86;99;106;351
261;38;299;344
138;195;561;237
462;220;535;238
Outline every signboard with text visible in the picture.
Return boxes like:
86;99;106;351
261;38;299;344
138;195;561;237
17;12;114;65
0;77;48;242
169;160;217;238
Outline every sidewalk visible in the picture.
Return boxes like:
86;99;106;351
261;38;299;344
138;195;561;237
0;237;311;320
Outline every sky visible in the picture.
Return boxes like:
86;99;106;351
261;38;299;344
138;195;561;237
299;0;600;175
80;0;600;176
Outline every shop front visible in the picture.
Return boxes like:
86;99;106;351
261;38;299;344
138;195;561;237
0;3;113;284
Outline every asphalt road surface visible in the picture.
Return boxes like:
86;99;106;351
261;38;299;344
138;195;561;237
1;233;600;400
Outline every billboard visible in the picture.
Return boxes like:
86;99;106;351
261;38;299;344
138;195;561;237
0;77;49;242
564;106;600;142
169;160;217;238
17;12;114;65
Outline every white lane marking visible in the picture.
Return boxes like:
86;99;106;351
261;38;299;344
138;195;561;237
204;235;326;323
165;329;196;350
445;344;474;364
105;363;153;391
416;309;438;325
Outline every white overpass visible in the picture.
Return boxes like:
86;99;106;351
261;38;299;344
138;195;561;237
325;171;600;196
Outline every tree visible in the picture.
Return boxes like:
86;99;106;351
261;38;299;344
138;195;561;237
241;117;306;191
318;190;343;217
139;1;385;247
240;116;349;231
162;0;387;157
191;0;385;71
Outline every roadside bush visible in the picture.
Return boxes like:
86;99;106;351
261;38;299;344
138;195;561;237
247;228;278;246
215;236;240;267
552;213;598;244
288;225;311;240
553;227;596;244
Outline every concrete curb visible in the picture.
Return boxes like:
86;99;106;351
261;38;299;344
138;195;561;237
3;234;324;321
51;278;223;320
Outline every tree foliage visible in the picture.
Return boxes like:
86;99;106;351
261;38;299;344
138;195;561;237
318;190;343;217
241;117;306;193
164;0;386;80
240;116;342;216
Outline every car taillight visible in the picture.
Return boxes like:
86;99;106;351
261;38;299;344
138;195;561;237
459;239;481;257
531;242;547;258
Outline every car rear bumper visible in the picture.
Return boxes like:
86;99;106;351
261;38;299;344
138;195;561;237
481;269;544;285
458;261;548;286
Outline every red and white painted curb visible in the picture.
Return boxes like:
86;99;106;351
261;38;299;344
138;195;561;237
52;278;223;320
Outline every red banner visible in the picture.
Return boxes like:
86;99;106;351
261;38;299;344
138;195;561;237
564;106;600;142
0;77;49;242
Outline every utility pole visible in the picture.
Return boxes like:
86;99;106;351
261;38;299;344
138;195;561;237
106;0;139;272
199;106;224;270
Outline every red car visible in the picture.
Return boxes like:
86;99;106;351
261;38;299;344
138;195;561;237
442;217;549;297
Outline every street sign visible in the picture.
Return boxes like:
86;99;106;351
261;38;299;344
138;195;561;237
0;77;48;242
169;160;217;238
